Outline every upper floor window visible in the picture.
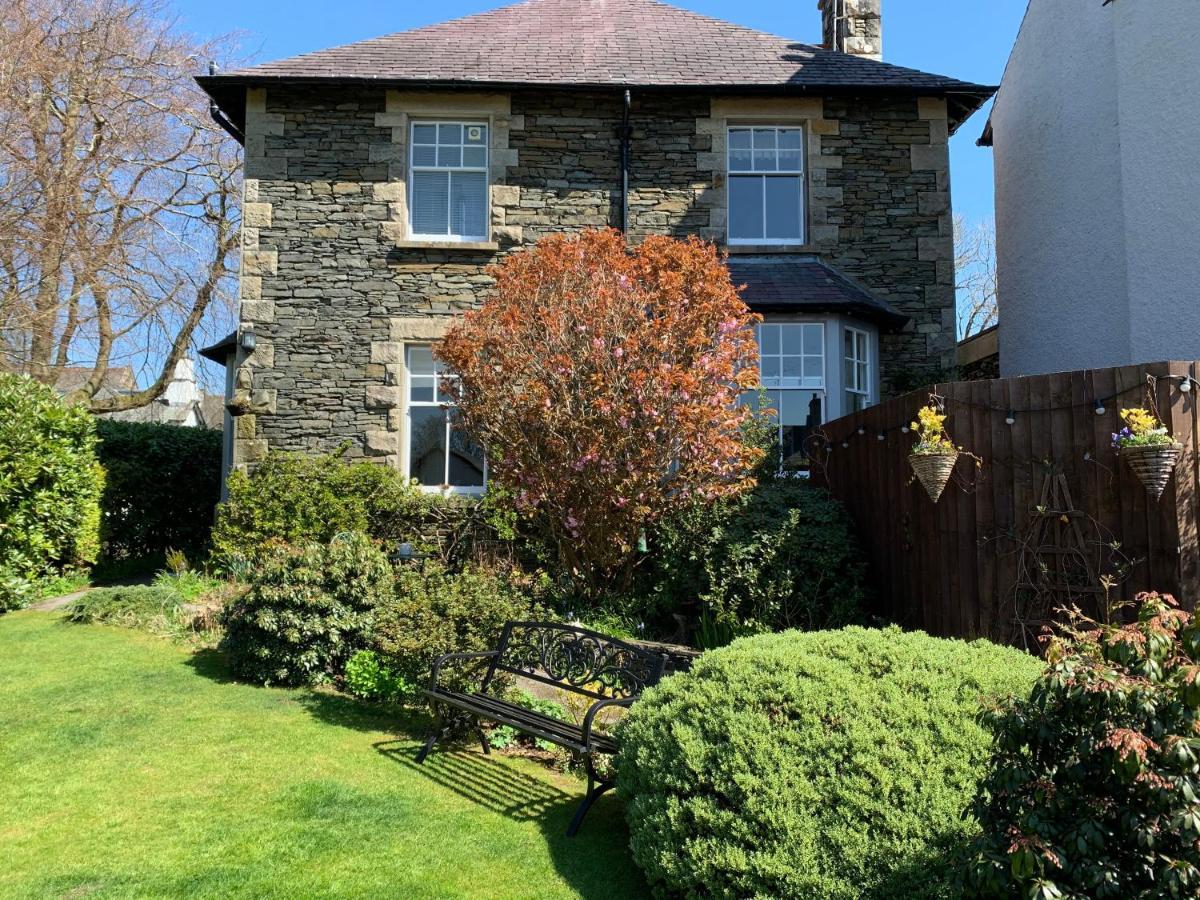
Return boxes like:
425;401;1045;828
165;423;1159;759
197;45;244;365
405;345;485;492
409;122;489;241
727;126;805;245
844;326;871;413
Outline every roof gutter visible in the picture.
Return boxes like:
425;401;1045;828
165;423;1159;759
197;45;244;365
205;62;245;144
195;74;997;139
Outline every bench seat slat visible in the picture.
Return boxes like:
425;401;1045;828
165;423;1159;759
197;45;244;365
424;688;618;755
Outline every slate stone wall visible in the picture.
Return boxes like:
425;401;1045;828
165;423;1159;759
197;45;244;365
232;84;954;469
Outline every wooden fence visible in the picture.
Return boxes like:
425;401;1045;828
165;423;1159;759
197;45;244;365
814;360;1200;649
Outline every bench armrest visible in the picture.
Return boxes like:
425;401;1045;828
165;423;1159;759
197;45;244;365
581;696;637;749
429;650;499;692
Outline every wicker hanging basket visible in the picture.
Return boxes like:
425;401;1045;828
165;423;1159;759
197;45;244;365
1121;442;1184;501
909;451;959;503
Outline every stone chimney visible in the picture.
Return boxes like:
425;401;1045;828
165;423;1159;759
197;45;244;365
818;0;883;61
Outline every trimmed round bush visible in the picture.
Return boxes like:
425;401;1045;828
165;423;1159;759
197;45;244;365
221;532;393;686
616;626;1042;899
0;374;103;609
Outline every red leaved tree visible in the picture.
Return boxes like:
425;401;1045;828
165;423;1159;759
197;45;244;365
437;229;762;598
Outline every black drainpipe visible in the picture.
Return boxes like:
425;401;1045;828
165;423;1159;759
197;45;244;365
618;89;632;233
207;61;246;144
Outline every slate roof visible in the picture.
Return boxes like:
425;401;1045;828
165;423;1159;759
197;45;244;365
198;0;994;135
726;256;909;330
53;366;137;399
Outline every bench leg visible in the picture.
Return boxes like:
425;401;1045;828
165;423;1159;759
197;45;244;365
565;756;613;838
476;722;491;756
415;707;447;764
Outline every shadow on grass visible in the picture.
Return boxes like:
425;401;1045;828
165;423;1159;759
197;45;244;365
375;743;646;899
183;647;238;684
295;690;428;735
182;646;432;737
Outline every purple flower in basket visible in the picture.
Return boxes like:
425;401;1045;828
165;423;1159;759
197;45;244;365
1111;427;1134;450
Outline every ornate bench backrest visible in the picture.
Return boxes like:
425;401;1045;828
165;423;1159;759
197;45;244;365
491;621;668;700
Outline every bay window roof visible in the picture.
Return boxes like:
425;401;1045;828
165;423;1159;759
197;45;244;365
726;256;909;331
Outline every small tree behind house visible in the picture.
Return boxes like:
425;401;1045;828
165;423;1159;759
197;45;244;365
437;229;762;598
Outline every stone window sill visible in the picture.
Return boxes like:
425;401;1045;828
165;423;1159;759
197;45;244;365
725;244;819;255
394;239;500;252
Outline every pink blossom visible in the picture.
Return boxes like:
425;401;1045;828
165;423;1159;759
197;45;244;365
613;346;624;358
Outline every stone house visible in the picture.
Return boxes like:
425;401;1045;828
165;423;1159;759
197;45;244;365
198;0;992;492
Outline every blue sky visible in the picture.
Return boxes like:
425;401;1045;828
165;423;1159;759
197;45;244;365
178;0;1029;223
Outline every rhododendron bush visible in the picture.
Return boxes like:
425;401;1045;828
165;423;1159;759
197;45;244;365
965;592;1200;898
437;229;762;595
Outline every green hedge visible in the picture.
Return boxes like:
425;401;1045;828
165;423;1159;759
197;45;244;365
616;627;1042;899
95;420;222;563
0;374;103;609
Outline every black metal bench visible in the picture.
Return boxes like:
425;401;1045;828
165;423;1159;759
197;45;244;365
415;620;669;836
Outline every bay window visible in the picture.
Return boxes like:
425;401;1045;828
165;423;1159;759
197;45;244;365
727;126;805;245
405;345;485;492
844;326;871;413
752;323;825;470
409;122;489;241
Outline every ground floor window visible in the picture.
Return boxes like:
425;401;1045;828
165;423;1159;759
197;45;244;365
744;318;877;470
844;326;871;413
405;344;485;492
761;388;825;470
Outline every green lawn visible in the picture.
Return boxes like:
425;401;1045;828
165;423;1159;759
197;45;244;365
0;612;646;899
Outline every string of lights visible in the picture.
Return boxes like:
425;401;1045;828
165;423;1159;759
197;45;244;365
815;372;1197;450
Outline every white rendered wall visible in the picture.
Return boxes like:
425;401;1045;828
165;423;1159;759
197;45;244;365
991;0;1200;377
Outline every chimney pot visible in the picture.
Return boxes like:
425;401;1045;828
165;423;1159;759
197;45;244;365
818;0;883;62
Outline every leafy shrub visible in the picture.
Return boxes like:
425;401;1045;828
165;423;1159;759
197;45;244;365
0;374;103;608
0;572;36;613
646;478;868;642
488;690;569;752
372;563;542;694
616;626;1041;899
437;229;763;597
343;649;416;704
965;592;1200;898
221;532;393;686
94;420;222;564
210;449;439;569
64;584;187;635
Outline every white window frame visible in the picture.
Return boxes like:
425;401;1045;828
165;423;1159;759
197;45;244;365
408;121;490;243
844;325;872;412
726;125;806;246
753;322;826;473
757;322;825;391
402;344;486;495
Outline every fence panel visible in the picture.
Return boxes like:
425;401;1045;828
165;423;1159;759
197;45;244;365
814;360;1200;645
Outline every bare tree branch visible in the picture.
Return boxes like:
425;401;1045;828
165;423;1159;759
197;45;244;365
955;215;998;339
0;0;242;410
